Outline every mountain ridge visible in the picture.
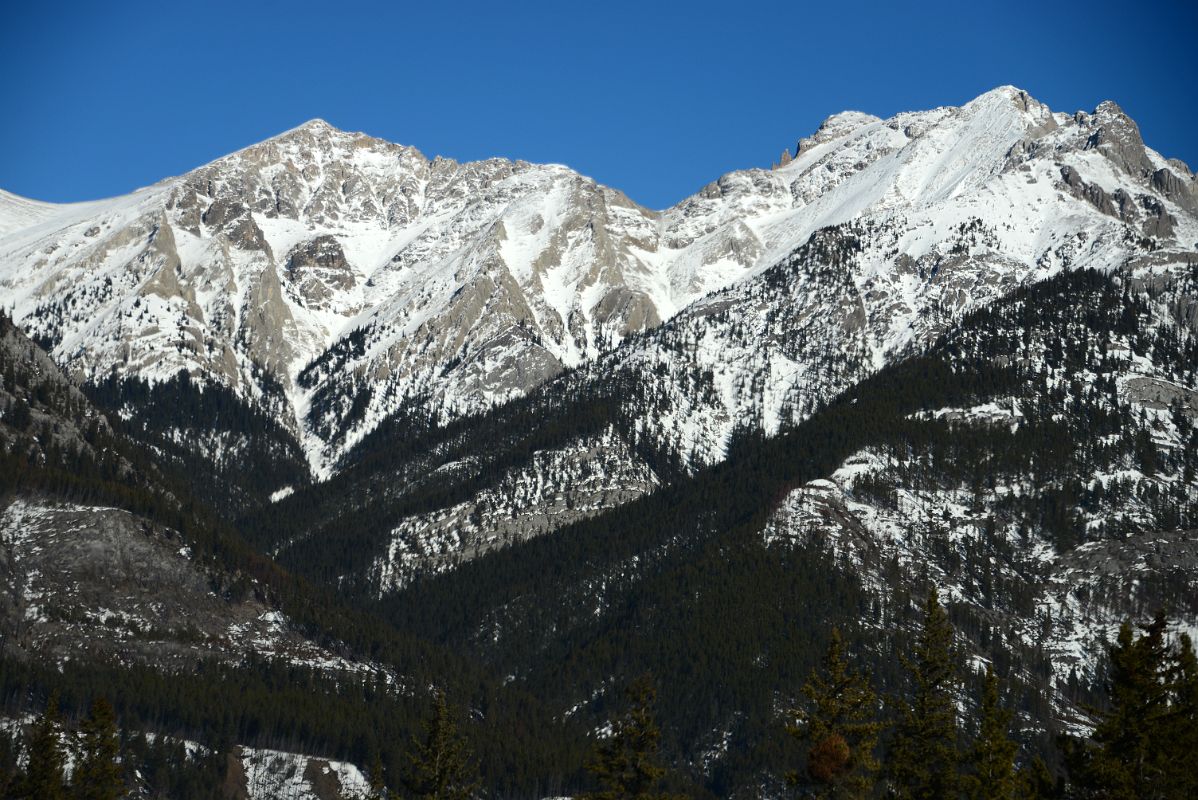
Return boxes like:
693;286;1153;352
1;86;1194;485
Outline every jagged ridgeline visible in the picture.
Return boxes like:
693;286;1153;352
2;87;1194;486
1;83;1197;797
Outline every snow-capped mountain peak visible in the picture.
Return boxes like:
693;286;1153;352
0;88;1193;477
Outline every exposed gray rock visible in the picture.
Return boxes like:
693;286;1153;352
284;235;357;310
1083;100;1157;179
1152;167;1198;215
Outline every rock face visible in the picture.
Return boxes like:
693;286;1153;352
0;500;297;667
284;234;358;311
220;91;1198;709
367;425;661;591
758;262;1198;730
0;87;1195;483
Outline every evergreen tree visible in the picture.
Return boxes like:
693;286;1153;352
888;590;960;800
1016;756;1057;800
1161;633;1198;798
786;628;884;798
584;677;683;800
962;667;1018;800
0;728;18;798
1068;615;1171;798
369;746;388;799
73;698;124;800
15;693;67;800
398;689;480;800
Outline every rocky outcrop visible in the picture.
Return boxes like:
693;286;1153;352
284;235;358;310
1059;164;1178;238
1152;166;1198;215
1082;100;1158;179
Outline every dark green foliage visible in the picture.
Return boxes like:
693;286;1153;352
398;690;480;800
1064;613;1198;799
962;668;1018;800
14;694;67;800
370;747;388;799
1162;634;1198;798
1017;756;1059;800
73;698;124;800
0;728;17;799
786;628;884;798
0;311;590;797
1;257;1196;798
889;591;960;800
85;370;311;518
584;678;684;800
0;653;586;800
1079;615;1169;797
7;398;30;430
120;731;226;800
348;265;1198;793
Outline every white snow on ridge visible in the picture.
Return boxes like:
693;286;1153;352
0;85;1193;476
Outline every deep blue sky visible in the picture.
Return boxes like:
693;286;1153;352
3;0;1195;210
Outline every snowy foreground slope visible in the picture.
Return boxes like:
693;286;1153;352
2;86;1193;479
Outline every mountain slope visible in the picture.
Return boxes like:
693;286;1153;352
191;87;1198;597
1;87;1197;797
0;311;600;796
365;265;1198;793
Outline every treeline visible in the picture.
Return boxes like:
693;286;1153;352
4;600;1195;798
348;265;1197;789
0;311;592;792
569;599;1198;800
0;654;588;799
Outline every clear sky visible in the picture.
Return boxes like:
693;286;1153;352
3;0;1195;211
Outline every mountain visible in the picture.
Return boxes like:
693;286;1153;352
4;87;1192;487
0;116;774;478
217;87;1198;594
2;85;1197;797
362;265;1198;791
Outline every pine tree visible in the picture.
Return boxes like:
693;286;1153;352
1016;756;1057;800
369;746;388;799
786;628;884;799
1074;616;1171;798
16;693;67;800
398;689;480;800
888;589;960;800
584;677;683;800
73;698;124;800
1159;632;1198;798
962;667;1018;800
0;727;18;798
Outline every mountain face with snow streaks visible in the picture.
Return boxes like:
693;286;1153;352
5;84;1197;624
3;87;1193;482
